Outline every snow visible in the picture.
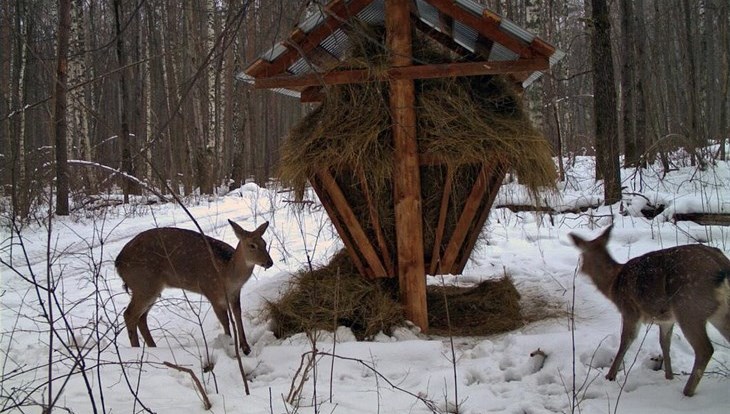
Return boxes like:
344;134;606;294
3;155;730;413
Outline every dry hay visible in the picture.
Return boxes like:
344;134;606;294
279;23;555;267
267;251;525;339
427;277;522;336
279;22;556;200
265;251;405;340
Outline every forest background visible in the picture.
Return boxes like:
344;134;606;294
1;0;729;218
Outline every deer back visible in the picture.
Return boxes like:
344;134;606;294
571;225;730;320
115;221;273;300
115;227;236;295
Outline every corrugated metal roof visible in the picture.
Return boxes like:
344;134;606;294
240;0;564;93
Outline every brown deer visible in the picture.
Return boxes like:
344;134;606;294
115;220;273;355
570;224;730;396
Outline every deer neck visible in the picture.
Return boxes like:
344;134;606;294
225;250;254;284
584;251;623;297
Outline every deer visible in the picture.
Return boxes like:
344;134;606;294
570;224;730;396
115;220;274;355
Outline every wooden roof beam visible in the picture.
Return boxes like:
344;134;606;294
428;0;534;58
245;0;374;78
253;57;549;89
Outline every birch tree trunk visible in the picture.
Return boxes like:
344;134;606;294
68;0;93;188
54;0;72;215
114;0;133;203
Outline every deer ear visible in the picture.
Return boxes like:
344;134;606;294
569;233;586;249
598;224;614;244
254;221;269;236
228;219;249;240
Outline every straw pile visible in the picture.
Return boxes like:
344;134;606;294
266;251;524;339
266;251;405;340
427;277;522;335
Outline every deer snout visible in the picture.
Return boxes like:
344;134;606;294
263;257;274;269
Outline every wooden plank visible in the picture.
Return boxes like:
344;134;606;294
357;167;395;277
412;17;476;60
387;0;428;332
429;165;454;275
428;0;534;58
439;163;492;273
453;162;506;274
310;174;370;278
246;0;374;78
300;86;324;102
253;58;549;89
317;169;389;278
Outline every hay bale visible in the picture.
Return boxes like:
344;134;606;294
427;277;522;336
265;251;405;340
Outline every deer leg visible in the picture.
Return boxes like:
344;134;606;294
658;321;674;379
607;316;639;381
124;295;156;348
211;301;233;338
678;320;714;397
137;309;157;347
708;303;730;343
230;294;251;355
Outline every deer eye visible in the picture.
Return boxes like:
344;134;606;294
249;243;257;249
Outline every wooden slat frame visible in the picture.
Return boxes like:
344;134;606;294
427;0;535;58
438;162;494;273
429;164;454;275
310;175;369;278
253;58;549;89
317;169;388;278
357;167;395;277
246;0;374;78
453;161;506;274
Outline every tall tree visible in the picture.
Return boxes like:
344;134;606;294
620;0;637;167
590;0;621;204
54;0;72;215
114;0;133;203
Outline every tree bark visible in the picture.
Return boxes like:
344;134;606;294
591;0;621;204
54;0;72;215
114;0;134;203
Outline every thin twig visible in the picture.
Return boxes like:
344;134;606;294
163;362;212;410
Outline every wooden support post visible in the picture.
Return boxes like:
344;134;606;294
386;0;428;332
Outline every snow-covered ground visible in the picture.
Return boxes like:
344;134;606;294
2;155;730;413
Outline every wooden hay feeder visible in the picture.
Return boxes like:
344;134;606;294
241;0;564;332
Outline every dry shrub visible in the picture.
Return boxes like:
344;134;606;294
427;277;522;336
266;251;405;340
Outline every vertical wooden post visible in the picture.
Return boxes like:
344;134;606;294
386;0;428;332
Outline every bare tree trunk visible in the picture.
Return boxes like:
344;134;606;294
114;0;134;203
634;0;649;166
718;0;729;160
55;0;72;215
682;0;704;166
69;0;93;189
0;1;12;196
591;0;621;204
620;0;637;167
